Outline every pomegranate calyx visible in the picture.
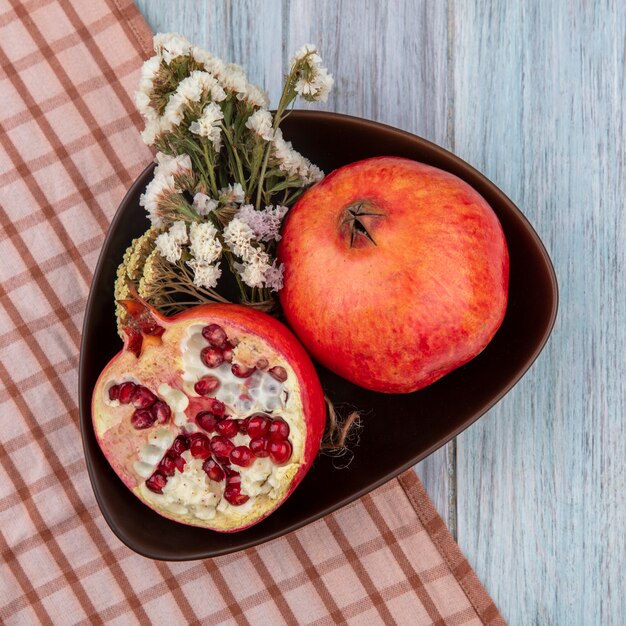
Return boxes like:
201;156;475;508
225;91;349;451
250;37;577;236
118;292;166;357
118;298;147;319
339;199;385;248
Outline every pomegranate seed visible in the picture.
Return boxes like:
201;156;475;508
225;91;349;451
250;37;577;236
268;366;288;382
224;486;249;506
118;381;136;404
210;436;235;461
201;346;224;368
232;363;255;378
132;386;157;408
224;469;241;485
222;344;234;362
158;454;176;477
131;408;156;429
202;323;227;347
171;435;190;454
256;358;269;370
145;471;167;493
151;400;171;424
268;417;290;441
142;322;165;336
172;455;186;472
247;414;271;438
202;457;225;481
196;411;219;432
230;446;254;467
269;439;292;464
206;397;226;416
249;437;270;458
216;419;239;438
108;385;120;401
194;375;220;396
189;433;212;459
238;417;250;434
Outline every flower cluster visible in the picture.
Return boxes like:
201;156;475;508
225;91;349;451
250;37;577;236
153;220;223;289
236;204;288;242
223;217;284;291
117;33;332;324
139;153;194;228
291;44;334;103
271;128;323;184
155;220;188;263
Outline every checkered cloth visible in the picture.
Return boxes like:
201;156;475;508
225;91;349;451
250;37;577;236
0;1;506;624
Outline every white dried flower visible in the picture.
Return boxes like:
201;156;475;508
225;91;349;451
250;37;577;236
139;155;194;226
243;84;269;108
135;56;162;120
175;73;205;103
154;152;193;178
301;161;324;184
220;63;248;95
138;55;161;91
155;221;187;263
291;44;334;103
187;258;222;289
193;193;218;216
292;43;322;65
134;91;154;119
140;173;176;227
162;81;196;129
153;32;191;65
159;69;227;132
223;217;255;260
191;70;227;102
140;117;167;145
237;204;288;242
219;182;245;205
237;249;271;289
155;231;181;263
189;221;222;263
191;46;226;78
264;260;284;292
239;265;265;289
169;220;189;245
296;67;333;102
272;129;307;176
245;109;274;141
270;128;324;183
189;102;224;151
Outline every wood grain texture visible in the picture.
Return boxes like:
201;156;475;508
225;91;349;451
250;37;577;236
133;2;625;624
452;1;625;625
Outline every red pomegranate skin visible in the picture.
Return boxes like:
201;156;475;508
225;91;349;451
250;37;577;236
92;301;326;532
278;156;509;393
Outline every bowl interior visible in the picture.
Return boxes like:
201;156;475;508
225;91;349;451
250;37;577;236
79;111;558;560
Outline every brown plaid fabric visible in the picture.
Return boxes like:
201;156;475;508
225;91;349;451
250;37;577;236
0;1;506;624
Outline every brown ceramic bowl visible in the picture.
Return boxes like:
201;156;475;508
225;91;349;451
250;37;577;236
79;111;558;560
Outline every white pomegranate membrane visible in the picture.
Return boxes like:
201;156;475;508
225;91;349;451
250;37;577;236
101;321;301;524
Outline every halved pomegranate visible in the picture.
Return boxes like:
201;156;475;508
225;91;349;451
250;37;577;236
92;295;326;532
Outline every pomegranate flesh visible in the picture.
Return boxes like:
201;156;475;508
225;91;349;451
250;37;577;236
92;296;326;532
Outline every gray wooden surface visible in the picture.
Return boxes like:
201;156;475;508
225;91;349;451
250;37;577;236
134;2;626;624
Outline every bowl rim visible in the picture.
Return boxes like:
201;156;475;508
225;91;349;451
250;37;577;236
79;109;558;560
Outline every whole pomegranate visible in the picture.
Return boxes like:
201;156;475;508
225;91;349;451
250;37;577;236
92;295;325;532
278;156;509;393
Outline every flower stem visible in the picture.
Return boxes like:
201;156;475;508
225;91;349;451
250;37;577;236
255;66;297;209
202;143;219;197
